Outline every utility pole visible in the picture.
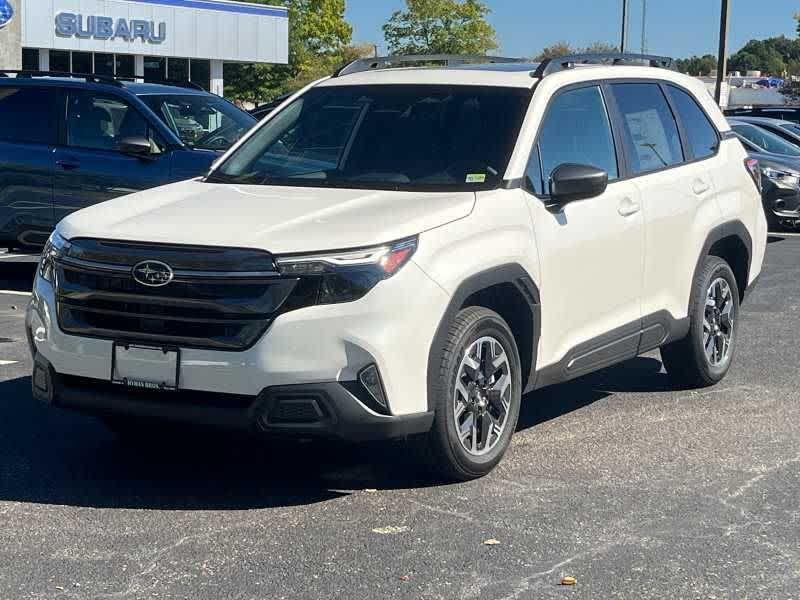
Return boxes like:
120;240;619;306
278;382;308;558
641;0;648;54
714;0;731;105
621;0;629;52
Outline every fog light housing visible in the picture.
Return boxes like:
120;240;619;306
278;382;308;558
359;364;387;409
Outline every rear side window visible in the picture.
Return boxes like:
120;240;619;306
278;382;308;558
610;83;684;175
665;86;719;159
535;86;619;194
0;87;57;145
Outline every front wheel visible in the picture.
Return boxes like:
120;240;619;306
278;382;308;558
661;256;740;388
418;307;522;481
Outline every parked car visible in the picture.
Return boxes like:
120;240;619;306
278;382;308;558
0;72;256;250
730;123;800;230
728;116;800;148
725;105;800;124
727;119;800;158
28;54;766;480
250;92;293;120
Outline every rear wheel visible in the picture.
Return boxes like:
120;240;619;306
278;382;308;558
418;307;522;481
661;256;739;388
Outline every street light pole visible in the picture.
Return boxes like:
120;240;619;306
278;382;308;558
715;0;731;105
621;0;629;52
641;0;647;54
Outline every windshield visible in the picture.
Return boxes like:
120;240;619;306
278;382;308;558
140;94;255;151
731;123;800;157
208;85;531;191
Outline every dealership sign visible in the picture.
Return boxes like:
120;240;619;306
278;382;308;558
0;0;14;29
55;12;166;44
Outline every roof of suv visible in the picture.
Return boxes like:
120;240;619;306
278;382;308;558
0;74;211;96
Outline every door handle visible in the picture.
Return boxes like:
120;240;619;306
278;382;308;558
56;159;80;171
692;179;711;195
618;196;641;217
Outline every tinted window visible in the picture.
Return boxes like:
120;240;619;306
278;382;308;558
525;146;544;195
536;86;618;189
666;86;719;159
0;87;57;145
67;91;156;152
213;85;530;191
730;123;800;157
611;83;683;175
140;94;255;151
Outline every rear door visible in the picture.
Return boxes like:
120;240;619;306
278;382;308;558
0;85;58;247
53;89;172;224
607;82;719;323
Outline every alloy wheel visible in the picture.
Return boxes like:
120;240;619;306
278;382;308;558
703;277;735;366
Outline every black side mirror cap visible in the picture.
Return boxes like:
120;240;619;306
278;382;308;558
118;136;154;159
547;163;609;209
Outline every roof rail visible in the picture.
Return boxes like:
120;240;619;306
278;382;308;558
533;53;676;78
148;79;206;91
334;54;529;77
0;70;124;86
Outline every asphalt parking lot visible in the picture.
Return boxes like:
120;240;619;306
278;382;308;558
0;238;798;600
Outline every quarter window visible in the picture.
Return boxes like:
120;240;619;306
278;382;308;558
665;86;719;160
535;85;619;194
0;87;57;145
610;83;684;175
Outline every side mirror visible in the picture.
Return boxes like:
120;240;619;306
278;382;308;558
548;163;608;209
118;136;154;159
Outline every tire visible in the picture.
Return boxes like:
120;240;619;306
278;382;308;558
417;306;523;481
661;256;740;388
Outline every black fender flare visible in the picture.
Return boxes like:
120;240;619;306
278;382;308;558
426;264;541;411
693;219;752;299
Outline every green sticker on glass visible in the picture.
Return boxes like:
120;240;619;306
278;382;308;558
466;173;486;183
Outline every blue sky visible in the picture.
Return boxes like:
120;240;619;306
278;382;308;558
345;0;799;58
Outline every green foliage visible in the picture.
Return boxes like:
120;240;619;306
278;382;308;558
728;37;791;75
224;0;353;103
382;0;498;55
533;41;618;61
676;55;718;76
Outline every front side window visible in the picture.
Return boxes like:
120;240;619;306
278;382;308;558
535;85;619;193
0;87;57;145
611;83;684;175
666;86;719;160
140;94;255;151
66;91;158;152
210;85;531;191
731;123;800;157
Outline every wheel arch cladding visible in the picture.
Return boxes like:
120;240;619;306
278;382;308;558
701;220;752;302
427;264;541;411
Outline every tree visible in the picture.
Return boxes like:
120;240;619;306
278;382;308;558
533;41;618;61
729;38;789;75
382;0;498;56
676;54;718;76
224;0;352;103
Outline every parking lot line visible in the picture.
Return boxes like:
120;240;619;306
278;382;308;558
0;290;32;297
0;360;18;366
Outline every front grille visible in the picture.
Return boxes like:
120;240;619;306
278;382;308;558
56;239;298;351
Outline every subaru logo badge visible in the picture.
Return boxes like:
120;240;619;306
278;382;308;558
0;1;14;29
132;260;174;287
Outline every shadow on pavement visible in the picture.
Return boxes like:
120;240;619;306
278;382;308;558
0;262;37;292
0;356;671;510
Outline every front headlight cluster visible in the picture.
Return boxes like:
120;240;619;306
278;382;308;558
761;166;800;189
39;231;71;283
275;238;417;305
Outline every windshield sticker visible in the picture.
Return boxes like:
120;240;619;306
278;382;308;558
466;174;487;183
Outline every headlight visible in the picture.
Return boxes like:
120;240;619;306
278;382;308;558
275;238;417;305
761;166;800;188
39;231;70;283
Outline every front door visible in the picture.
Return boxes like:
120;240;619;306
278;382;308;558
523;84;645;375
53;89;172;225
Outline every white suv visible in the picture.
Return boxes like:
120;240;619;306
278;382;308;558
27;54;767;480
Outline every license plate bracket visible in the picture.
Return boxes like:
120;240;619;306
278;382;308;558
111;342;180;391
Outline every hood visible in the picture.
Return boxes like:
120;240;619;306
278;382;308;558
57;179;476;254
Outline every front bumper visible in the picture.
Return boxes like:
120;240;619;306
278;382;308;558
31;352;434;440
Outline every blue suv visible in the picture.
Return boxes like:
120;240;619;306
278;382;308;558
0;72;256;249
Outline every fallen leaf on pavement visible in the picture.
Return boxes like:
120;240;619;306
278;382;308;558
560;576;577;586
372;525;410;535
483;539;501;545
